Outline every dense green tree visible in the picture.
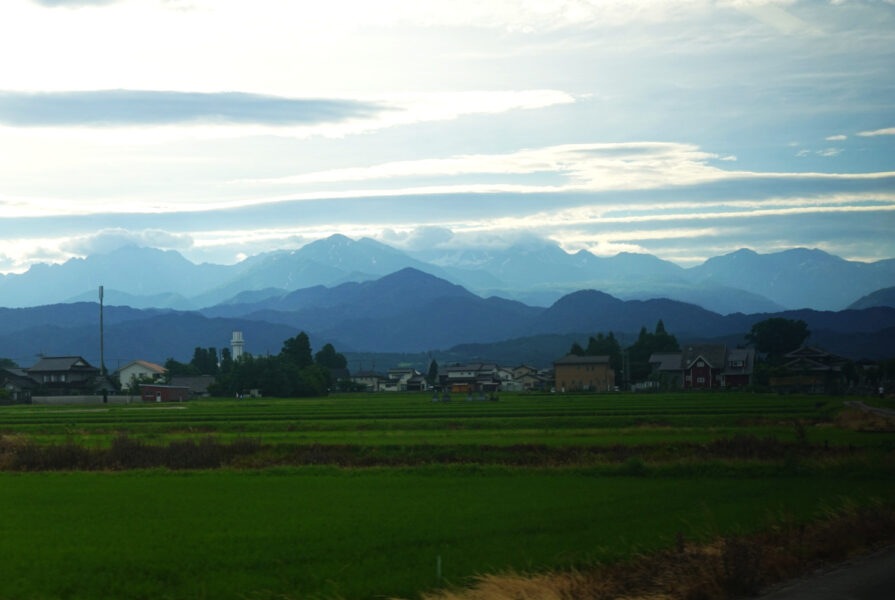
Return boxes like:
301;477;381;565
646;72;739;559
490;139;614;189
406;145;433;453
569;342;585;356
426;359;439;385
163;357;200;380
282;332;313;369
745;318;810;361
0;358;18;369
219;348;233;374
314;343;347;369
189;347;219;375
626;321;680;382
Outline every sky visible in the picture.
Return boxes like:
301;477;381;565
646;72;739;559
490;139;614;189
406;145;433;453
0;0;893;273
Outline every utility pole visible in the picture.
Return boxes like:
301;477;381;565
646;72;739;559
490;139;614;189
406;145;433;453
99;285;105;376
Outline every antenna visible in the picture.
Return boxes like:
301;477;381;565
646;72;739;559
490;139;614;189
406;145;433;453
99;285;106;376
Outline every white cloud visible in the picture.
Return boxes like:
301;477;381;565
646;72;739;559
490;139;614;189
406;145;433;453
60;228;194;255
825;134;847;141
858;127;895;137
817;147;843;157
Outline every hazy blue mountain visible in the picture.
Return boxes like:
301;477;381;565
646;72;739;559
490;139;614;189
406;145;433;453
65;289;196;310
0;245;234;308
0;312;308;368
204;268;476;320
685;248;895;311
0;302;165;336
848;286;895;310
2;270;895;364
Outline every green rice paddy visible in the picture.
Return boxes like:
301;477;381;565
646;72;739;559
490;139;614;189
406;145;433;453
0;392;892;599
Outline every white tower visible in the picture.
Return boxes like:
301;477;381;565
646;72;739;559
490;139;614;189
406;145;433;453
231;331;245;360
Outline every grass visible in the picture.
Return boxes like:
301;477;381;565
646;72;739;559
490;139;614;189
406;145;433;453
0;392;892;599
0;468;893;600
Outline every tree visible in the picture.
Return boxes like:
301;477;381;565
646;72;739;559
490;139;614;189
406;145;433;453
426;359;439;385
0;358;18;369
219;348;233;374
569;342;585;356
314;343;347;369
282;332;313;369
164;357;200;380
625;321;680;382
745;318;810;360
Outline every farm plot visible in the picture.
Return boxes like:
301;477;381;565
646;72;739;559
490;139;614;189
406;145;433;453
0;392;893;600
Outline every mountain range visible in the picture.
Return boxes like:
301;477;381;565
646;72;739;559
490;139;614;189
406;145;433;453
2;235;895;314
1;267;893;369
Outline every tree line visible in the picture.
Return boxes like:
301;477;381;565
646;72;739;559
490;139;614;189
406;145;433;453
162;332;347;398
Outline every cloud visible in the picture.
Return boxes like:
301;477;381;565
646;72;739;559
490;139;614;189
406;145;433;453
380;226;455;251
0;90;386;127
825;134;847;141
32;0;119;6
818;147;843;157
60;228;194;255
858;127;895;137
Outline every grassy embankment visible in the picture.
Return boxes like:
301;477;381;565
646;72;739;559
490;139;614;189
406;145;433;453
0;392;892;599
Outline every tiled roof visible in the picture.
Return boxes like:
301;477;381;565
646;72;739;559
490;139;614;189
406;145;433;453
681;345;727;369
649;353;683;371
27;356;97;373
125;360;166;374
553;354;610;366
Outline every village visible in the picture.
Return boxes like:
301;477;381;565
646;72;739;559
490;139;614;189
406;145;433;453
2;323;885;405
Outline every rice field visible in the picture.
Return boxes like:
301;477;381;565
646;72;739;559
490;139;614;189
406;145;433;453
0;392;892;599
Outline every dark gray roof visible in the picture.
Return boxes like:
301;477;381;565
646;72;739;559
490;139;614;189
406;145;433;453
169;375;215;394
649;353;683;371
27;356;97;373
553;354;610;366
681;345;727;369
723;348;755;376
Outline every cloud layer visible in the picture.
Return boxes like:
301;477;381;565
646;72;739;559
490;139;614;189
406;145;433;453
0;90;385;127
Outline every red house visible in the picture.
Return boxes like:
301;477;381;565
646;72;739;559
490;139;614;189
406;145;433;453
139;384;191;403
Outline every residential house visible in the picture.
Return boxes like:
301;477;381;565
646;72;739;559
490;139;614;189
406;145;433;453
443;363;502;393
650;345;755;390
771;346;849;393
649;353;685;389
385;368;422;392
169;375;216;397
139;383;191;403
117;360;167;390
26;356;100;395
0;367;37;404
553;355;614;392
350;370;387;392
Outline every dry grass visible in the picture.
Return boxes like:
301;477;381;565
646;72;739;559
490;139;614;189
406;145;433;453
407;502;895;600
834;407;895;432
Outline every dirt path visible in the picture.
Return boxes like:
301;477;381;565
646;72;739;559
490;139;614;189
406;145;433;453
760;545;895;600
844;400;895;419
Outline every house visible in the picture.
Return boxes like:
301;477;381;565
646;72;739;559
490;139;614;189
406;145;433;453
350;370;388;392
117;360;167;390
443;363;502;393
25;356;100;395
553;355;614;392
139;383;191;403
723;348;756;388
651;346;755;390
0;367;37;404
771;346;849;393
649;353;685;389
169;375;216;397
681;345;727;389
385;368;422;392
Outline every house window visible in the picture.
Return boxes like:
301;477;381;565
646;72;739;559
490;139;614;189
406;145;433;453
60;374;66;382
697;377;705;383
697;361;705;367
